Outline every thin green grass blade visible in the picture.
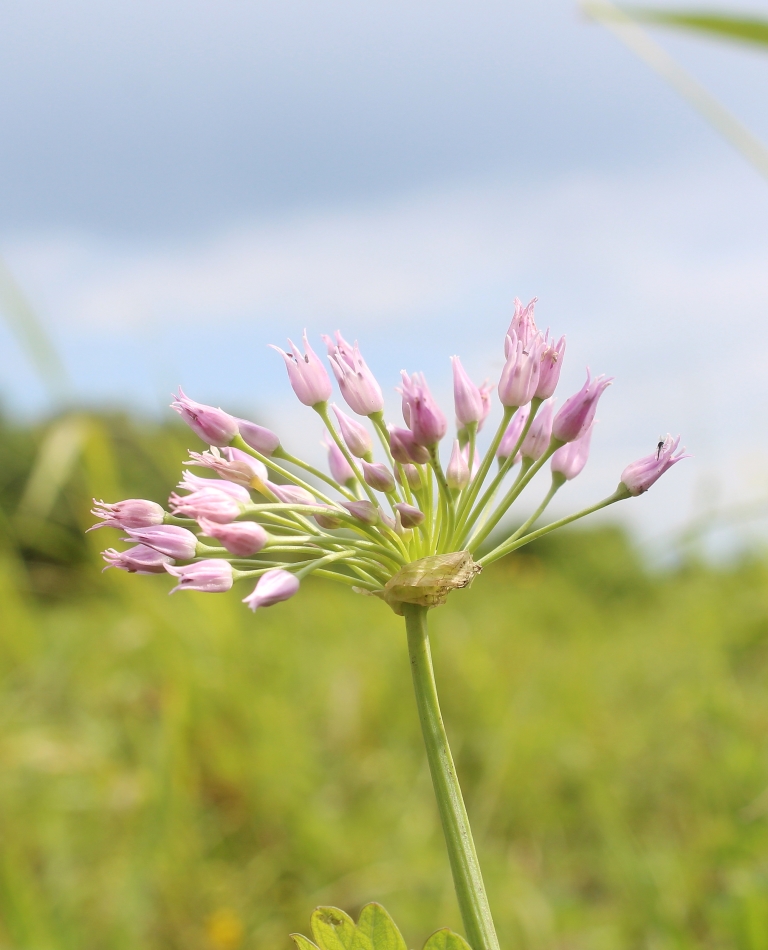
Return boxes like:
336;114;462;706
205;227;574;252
625;8;768;48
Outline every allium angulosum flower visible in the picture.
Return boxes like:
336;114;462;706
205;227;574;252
91;299;687;950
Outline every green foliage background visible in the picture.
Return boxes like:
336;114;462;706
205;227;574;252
2;412;768;950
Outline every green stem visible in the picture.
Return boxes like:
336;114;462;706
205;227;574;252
403;604;499;950
505;473;564;544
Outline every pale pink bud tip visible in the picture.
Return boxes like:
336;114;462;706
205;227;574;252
398;372;447;447
393;503;425;528
332;405;373;458
521;398;555;462
102;544;174;574
322;435;355;486
177;471;252;502
389;426;430;465
551;422;594;481
446;440;470;490
122;525;198;559
171;388;239;446
165;559;234;594
323;331;384;416
362;460;395;493
198;518;268;557
242;569;300;611
451;356;484;427
265;482;317;506
620;435;689;496
497;407;529;461
270;331;332;407
236;419;281;456
341;500;379;525
552;369;613;443
89;498;165;531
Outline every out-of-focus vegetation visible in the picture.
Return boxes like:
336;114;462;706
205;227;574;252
2;412;768;950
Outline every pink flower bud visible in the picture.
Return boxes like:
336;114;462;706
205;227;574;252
451;356;484;427
341;500;379;525
123;525;199;559
446;440;470;490
362;460;395;493
165;559;234;594
388;426;431;465
169;489;243;523
171;388;239;446
521;398;555;461
102;544;174;574
393;502;425;528
242;569;300;610
322;435;355;485
398;372;447;447
197;518;268;556
236;418;281;455
552;370;613;443
314;505;344;529
498;332;543;408
497;406;529;462
620;435;689;496
323;331;384;416
536;334;566;399
187;448;268;488
270;331;332;407
478;381;494;432
396;463;422;491
551;422;594;480
264;482;317;506
177;472;251;502
89;498;165;531
332;405;372;457
506;297;539;352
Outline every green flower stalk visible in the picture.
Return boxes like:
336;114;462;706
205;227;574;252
91;298;687;949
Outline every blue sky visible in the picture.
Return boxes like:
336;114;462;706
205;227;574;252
1;0;768;545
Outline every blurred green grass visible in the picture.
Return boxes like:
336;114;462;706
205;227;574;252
2;412;768;949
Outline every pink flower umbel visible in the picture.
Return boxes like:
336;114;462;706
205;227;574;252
620;435;689;495
323;331;384;416
165;559;234;594
197;518;268;556
521;398;555;462
102;544;174;574
497;406;529;462
169;489;243;523
446;440;470;490
236;418;281;456
498;332;543;408
188;447;268;488
89;498;164;531
323;435;355;486
536;334;566;400
398;372;447;447
552;370;613;443
389;426;431;465
271;331;332;407
332;405;372;458
551;422;594;481
242;569;300;610
451;357;484;428
171;388;239;446
123;525;199;559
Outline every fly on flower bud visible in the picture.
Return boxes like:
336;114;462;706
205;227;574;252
236;418;281;456
169;489;243;523
521;398;555;462
322;435;355;486
451;357;484;428
389;426;431;465
552;370;613;443
270;331;333;407
171;388;239;446
122;525;199;559
89;498;165;531
332;405;373;458
341;500;379;525
551;422;594;481
396;463;423;491
497;406;529;463
393;503;425;528
446;440;470;490
620;435;689;496
102;544;174;574
165;559;234;593
323;331;384;416
536;334;566;399
398;372;447;447
242;569;300;610
498;332;543;408
197;518;268;556
188;447;267;488
362;460;395;493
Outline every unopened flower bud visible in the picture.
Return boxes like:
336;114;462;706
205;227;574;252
171;388;239;446
264;482;316;506
313;505;344;529
389;426;430;464
188;447;267;488
177;471;253;501
332;405;372;458
341;500;379;525
165;559;234;593
102;544;174;574
446;440;470;490
551;422;594;481
362;460;395;493
89;498;165;531
498;332;543;408
451;356;484;427
270;331;332;407
237;418;281;455
242;569;300;610
478;382;494;432
169;489;243;523
536;334;566;399
393;503;425;528
398;372;447;447
123;525;199;559
323;331;384;415
396;463;422;491
552;370;613;443
197;518;268;556
506;297;539;352
497;407;529;462
620;435;689;496
322;435;355;486
521;398;555;461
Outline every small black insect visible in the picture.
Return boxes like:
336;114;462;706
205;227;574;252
656;439;665;460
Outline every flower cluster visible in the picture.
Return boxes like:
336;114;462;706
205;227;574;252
92;299;687;612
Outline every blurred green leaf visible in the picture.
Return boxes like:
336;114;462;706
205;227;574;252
625;8;768;48
354;904;407;950
311;908;359;950
422;929;473;950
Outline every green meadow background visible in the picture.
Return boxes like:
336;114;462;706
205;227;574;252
2;411;768;950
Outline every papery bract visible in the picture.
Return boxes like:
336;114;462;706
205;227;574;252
165;559;234;593
171;388;239;446
271;331;332;407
